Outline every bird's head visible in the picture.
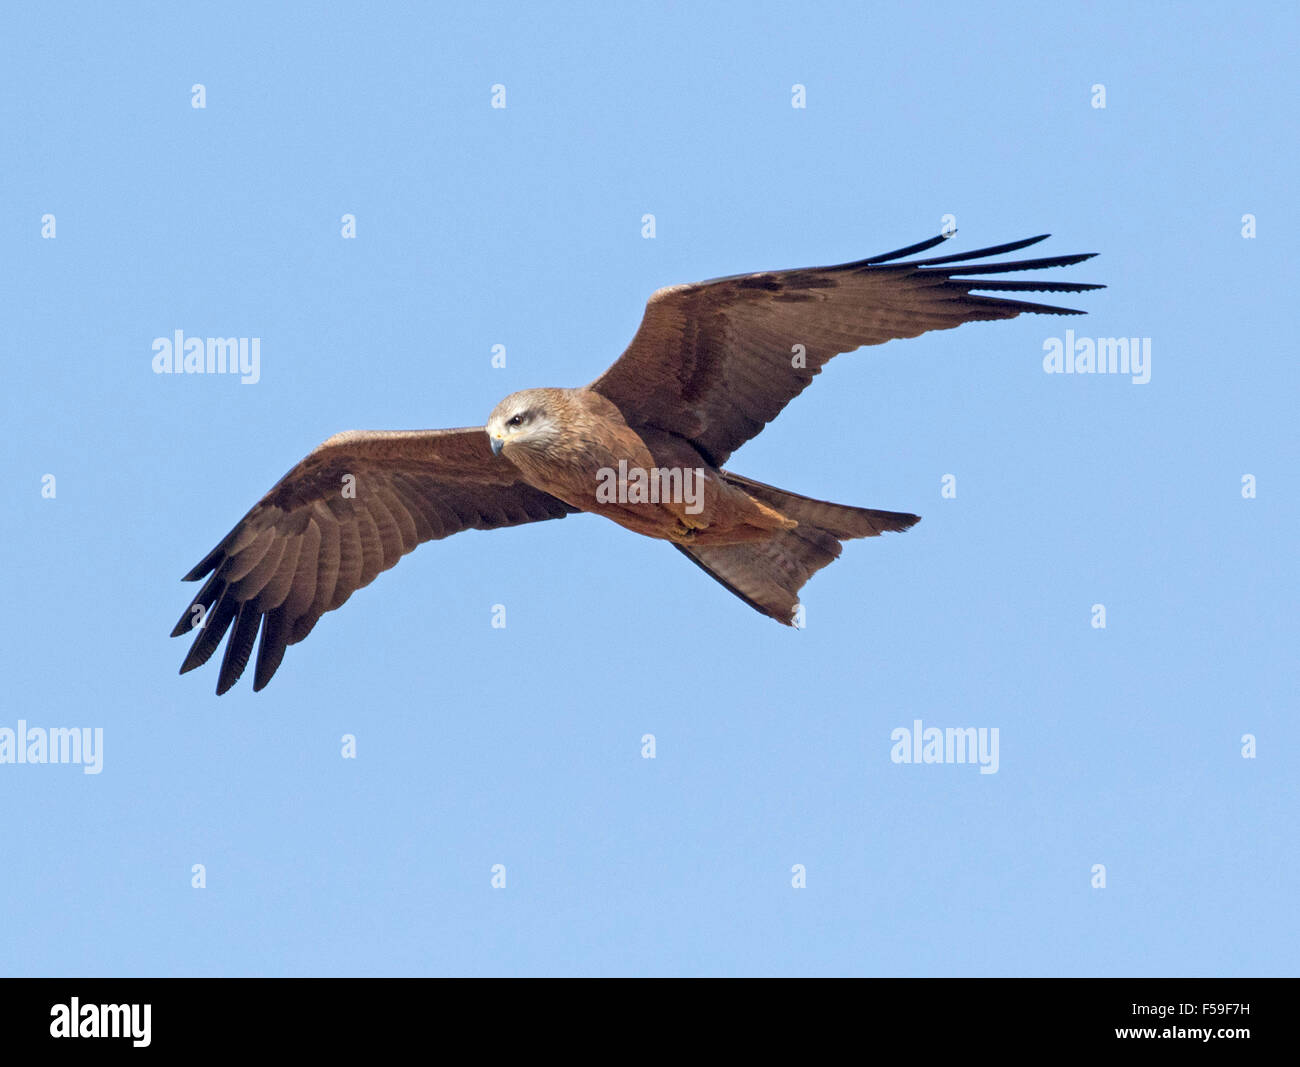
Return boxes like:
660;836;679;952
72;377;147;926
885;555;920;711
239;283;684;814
486;389;563;457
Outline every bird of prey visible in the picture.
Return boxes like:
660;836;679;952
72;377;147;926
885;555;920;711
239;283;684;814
173;231;1100;693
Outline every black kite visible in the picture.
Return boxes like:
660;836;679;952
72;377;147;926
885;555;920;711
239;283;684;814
172;232;1101;692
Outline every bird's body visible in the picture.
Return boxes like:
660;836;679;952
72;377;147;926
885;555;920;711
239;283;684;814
174;231;1102;693
490;387;794;545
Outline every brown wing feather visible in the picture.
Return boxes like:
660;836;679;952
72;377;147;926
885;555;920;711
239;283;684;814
589;233;1102;465
172;427;575;694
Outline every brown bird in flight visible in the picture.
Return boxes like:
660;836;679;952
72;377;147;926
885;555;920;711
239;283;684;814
173;231;1101;693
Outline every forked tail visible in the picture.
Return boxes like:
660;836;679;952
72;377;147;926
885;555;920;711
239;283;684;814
674;472;919;624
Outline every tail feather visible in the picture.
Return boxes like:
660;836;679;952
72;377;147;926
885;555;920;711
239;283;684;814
721;472;919;539
676;474;919;624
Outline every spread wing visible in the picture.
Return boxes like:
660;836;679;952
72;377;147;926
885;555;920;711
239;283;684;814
172;428;575;694
589;233;1103;466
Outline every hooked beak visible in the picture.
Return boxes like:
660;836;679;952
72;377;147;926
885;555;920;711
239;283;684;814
489;434;504;457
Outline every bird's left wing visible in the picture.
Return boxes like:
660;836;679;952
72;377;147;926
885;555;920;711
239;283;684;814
589;233;1103;466
171;428;575;694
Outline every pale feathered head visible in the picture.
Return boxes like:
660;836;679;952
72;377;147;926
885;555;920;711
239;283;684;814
486;388;566;457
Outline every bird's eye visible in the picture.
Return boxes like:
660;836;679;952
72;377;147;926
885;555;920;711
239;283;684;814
507;413;525;427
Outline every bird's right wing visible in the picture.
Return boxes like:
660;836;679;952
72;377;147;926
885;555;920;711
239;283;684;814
171;428;576;694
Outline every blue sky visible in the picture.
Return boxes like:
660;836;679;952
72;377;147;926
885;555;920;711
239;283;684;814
1;1;1295;976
